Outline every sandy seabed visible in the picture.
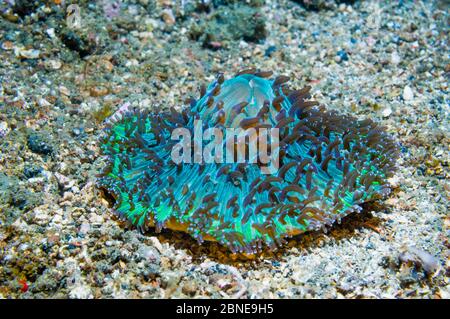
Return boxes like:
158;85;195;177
0;0;448;298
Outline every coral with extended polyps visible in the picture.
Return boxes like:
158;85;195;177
97;69;398;253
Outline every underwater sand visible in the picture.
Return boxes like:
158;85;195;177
0;0;448;298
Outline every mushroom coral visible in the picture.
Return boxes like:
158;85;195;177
97;69;399;253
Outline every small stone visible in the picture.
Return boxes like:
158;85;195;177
403;85;414;101
61;31;93;58
69;284;93;299
46;28;56;38
439;286;450;299
149;236;163;253
62;191;74;201
54;172;75;190
391;51;401;65
38;98;51;107
1;41;14;51
161;9;175;26
59;162;69;174
337;282;355;295
265;45;277;57
384;197;398;206
89;213;103;225
216;278;232;290
336;50;349;62
366;36;376;47
101;59;114;72
445;63;450;73
89;86;108;97
23;165;42;179
79;223;90;235
0;121;10;138
125;59;139;67
15;47;40;59
27;133;53;155
3;12;19;23
387;175;401;189
33;207;50;225
46;59;62;70
72;128;81;136
182;282;198;297
138;246;160;263
59;85;71;97
160;272;180;289
398;269;419;288
382;107;392;117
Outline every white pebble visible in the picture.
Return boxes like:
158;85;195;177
0;121;10;137
391;52;401;65
382;107;392;117
149;236;163;253
403;85;414;101
46;59;62;70
69;284;93;299
89;213;104;225
46;28;55;38
15;47;40;59
79;223;91;235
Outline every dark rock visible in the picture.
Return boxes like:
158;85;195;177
212;0;265;7
95;260;113;274
27;132;53;155
12;0;38;17
292;0;357;11
337;49;349;62
23;165;42;179
54;98;66;110
265;45;277;57
31;269;61;293
189;3;267;48
0;173;42;218
60;30;94;58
